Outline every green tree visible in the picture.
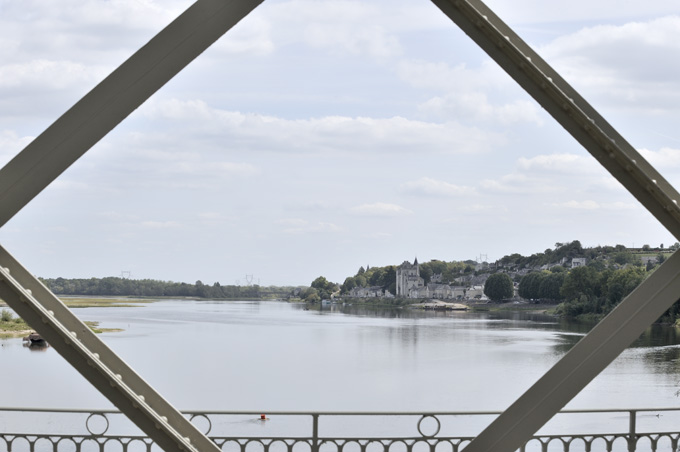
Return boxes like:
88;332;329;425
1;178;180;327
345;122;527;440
369;268;386;287
613;251;635;266
311;276;337;300
560;266;599;301
519;272;546;300
341;276;356;294
606;267;647;309
538;272;566;301
484;273;514;301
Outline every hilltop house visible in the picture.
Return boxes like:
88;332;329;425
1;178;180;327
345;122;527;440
571;257;587;268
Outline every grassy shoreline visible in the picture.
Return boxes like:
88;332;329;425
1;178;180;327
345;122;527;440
0;297;148;337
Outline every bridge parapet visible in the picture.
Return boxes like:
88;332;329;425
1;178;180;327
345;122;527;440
2;407;680;452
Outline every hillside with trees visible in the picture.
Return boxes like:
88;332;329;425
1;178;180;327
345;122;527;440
332;240;680;323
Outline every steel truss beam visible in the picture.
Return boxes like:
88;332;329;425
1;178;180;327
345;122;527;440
0;0;263;229
2;0;680;451
428;0;680;451
431;0;680;241
0;0;263;450
0;246;217;452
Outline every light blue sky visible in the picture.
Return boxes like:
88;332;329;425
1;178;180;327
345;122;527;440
1;0;680;286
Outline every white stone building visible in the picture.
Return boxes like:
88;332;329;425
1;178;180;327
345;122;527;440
571;257;587;268
396;258;425;297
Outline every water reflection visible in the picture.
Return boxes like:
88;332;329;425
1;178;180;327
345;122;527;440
4;300;680;410
23;342;49;352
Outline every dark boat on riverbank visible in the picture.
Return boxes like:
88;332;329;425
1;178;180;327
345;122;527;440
22;332;46;345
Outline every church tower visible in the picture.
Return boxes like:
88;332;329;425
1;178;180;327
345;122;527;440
396;257;424;297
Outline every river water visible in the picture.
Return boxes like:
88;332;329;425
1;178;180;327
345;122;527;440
2;299;680;414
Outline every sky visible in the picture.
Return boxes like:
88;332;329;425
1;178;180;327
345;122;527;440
1;0;680;286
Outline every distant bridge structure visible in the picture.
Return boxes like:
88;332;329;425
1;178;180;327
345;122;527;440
1;0;680;451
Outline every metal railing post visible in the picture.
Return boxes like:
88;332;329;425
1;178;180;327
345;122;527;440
628;410;637;452
312;414;320;452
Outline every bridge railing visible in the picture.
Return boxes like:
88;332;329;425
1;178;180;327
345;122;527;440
1;407;680;452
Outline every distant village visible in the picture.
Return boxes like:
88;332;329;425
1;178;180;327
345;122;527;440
345;257;587;301
338;240;676;302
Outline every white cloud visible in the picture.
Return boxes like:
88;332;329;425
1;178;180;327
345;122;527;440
140;220;182;229
479;152;615;195
278;220;342;234
261;0;429;58
0;60;105;91
517;153;600;174
275;218;308;226
484;0;680;24
398;60;542;124
541;16;680;111
304;23;401;58
139;98;502;155
640;147;680;168
479;173;561;195
213;14;274;56
349;202;413;217
552;200;637;211
0;130;33;166
401;177;475;197
419;94;542;125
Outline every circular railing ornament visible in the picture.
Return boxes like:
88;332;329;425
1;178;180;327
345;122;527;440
189;413;212;435
86;413;110;436
416;415;440;438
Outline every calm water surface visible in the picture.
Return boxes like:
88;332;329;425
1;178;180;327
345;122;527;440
2;300;680;412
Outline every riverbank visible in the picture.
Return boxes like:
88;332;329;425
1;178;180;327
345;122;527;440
466;301;559;314
0;296;157;309
0;296;150;337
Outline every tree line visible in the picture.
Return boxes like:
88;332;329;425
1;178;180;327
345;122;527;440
517;259;680;322
40;277;299;300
